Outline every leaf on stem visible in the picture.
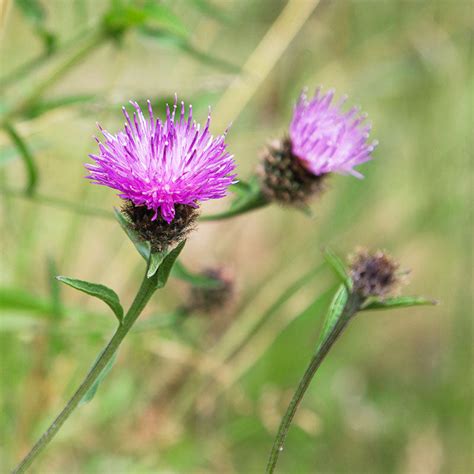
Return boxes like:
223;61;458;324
147;252;165;278
323;247;352;290
114;208;150;260
80;353;117;404
317;285;349;347
156;240;186;288
56;276;123;323
361;295;438;311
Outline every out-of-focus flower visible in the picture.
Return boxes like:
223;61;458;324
349;248;402;299
186;267;234;315
259;88;377;205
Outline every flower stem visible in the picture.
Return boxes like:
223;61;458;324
265;292;362;474
12;264;160;474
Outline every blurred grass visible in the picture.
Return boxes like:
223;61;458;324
0;0;472;473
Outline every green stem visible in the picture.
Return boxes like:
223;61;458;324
265;293;362;474
12;264;160;474
2;123;38;196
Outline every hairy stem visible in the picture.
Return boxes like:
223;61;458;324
265;292;362;474
12;264;159;474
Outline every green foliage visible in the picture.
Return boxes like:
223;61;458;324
323;248;352;290
56;277;124;323
147;252;165;278
103;0;187;39
114;208;150;260
2;122;38;196
80;353;117;404
361;295;437;311
201;178;268;221
15;0;57;54
156;240;186;289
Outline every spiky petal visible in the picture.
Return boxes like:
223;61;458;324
86;98;237;223
289;88;378;178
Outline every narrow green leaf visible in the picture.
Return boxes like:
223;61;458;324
3;122;38;196
323;247;352;290
171;261;221;288
81;353;117;404
361;296;438;311
317;285;349;347
156;240;186;288
114;208;150;260
147;252;165;278
57;276;123;323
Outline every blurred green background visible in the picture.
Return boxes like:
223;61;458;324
0;0;472;473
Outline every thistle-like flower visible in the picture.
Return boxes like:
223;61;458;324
349;248;402;299
259;88;378;205
86;98;236;251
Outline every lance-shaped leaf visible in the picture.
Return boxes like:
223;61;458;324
323;247;352;291
361;295;438;311
147;252;165;278
56;277;123;323
156;240;186;288
317;285;350;347
114;208;150;260
81;353;117;404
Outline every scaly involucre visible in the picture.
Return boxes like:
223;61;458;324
86;98;236;223
289;88;378;178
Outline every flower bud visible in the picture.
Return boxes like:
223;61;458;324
349;248;402;299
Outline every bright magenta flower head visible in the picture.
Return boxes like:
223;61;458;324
289;87;378;178
86;97;236;223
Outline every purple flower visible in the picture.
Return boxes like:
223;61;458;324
289;88;378;178
86;98;236;223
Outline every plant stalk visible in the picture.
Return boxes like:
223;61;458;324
265;292;363;474
12;264;159;474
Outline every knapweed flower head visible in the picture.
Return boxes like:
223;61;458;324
289;87;378;178
259;87;377;206
86;98;236;223
86;98;236;251
349;248;402;299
